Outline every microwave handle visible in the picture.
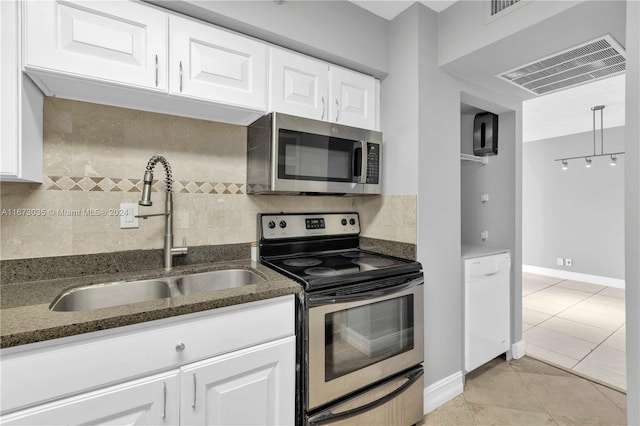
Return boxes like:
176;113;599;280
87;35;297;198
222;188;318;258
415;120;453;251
352;142;367;184
308;367;424;425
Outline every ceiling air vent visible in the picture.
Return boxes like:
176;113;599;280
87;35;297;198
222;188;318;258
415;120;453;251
496;35;626;96
491;0;522;16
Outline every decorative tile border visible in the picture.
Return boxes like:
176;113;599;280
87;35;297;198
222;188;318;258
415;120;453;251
45;176;246;194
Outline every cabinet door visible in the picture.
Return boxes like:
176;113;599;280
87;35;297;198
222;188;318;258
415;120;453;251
269;48;329;121
1;0;43;182
170;15;267;111
1;371;179;426
329;66;377;130
180;336;295;426
23;1;167;91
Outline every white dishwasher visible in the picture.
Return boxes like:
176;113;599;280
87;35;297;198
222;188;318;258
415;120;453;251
464;251;511;373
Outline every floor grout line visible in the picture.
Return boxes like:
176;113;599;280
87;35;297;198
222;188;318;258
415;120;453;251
522;274;627;391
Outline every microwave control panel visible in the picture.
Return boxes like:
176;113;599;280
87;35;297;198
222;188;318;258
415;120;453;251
366;143;380;184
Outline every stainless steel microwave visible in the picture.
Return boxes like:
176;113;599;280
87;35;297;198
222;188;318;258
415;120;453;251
247;113;382;195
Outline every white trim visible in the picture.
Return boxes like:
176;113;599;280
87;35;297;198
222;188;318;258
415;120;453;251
423;371;464;414
523;265;625;289
511;340;526;359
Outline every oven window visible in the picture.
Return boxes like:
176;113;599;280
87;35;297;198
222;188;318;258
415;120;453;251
278;129;354;182
325;296;414;381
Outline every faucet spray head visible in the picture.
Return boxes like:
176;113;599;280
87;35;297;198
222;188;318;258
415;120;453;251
139;170;154;206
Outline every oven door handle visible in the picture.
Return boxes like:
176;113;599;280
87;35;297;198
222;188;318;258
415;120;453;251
309;277;423;305
307;367;424;425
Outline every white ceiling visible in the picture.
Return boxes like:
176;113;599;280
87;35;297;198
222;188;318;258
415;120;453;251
349;0;626;144
523;74;626;143
349;0;457;19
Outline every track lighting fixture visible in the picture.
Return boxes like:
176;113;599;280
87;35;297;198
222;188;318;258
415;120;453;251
555;105;624;170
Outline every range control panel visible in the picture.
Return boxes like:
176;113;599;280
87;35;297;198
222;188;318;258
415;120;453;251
260;213;360;240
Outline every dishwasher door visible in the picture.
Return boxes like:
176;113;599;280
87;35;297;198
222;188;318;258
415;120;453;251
464;252;511;373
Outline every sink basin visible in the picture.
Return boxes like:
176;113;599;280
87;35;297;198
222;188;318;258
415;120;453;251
50;268;265;312
175;269;265;296
50;279;172;312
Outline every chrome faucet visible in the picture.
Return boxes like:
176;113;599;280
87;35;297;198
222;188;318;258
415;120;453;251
136;155;188;270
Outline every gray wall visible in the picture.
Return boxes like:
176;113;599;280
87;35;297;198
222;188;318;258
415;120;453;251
415;4;464;387
625;1;640;423
146;0;390;78
381;2;419;195
522;127;625;279
461;110;516;250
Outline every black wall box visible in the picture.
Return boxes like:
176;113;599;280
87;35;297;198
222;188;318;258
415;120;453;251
473;112;499;156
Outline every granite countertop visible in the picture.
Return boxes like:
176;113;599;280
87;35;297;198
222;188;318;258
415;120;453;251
0;260;301;349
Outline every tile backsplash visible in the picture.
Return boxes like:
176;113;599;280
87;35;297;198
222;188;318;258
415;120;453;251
0;98;416;260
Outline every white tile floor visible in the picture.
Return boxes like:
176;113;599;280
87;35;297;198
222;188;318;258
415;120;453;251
522;273;627;391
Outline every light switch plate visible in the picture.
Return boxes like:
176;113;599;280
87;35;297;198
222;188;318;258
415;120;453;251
120;203;139;229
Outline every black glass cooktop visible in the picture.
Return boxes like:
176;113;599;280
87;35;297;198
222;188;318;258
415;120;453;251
260;249;421;290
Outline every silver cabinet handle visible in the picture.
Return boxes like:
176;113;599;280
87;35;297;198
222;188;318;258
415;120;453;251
335;99;340;122
162;381;167;419
179;61;183;93
155;54;158;87
175;342;185;352
192;373;197;408
321;96;325;120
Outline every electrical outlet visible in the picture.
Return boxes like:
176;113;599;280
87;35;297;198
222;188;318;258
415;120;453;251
557;257;564;266
480;193;489;203
565;258;573;266
120;203;139;229
480;230;489;241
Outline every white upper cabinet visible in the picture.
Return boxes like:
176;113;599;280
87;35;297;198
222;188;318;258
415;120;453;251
269;48;378;130
1;0;43;183
269;48;329;121
329;66;377;130
170;15;267;111
23;0;168;91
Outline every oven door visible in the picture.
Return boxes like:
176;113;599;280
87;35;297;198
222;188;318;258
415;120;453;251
306;276;424;410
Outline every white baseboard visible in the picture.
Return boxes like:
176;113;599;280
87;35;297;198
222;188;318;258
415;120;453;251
522;265;625;289
423;371;464;414
511;340;526;359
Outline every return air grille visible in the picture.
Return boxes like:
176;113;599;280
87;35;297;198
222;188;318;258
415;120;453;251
491;0;522;15
497;35;626;96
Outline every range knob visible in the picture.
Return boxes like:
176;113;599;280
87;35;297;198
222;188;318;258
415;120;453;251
267;220;276;229
349;218;356;225
279;220;287;229
341;218;348;226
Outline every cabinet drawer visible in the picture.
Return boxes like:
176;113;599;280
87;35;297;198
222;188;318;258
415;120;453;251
0;296;294;414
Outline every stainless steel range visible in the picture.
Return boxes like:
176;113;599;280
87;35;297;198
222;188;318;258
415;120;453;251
258;212;424;426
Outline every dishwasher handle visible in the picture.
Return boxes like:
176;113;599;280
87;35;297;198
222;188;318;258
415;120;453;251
307;367;424;425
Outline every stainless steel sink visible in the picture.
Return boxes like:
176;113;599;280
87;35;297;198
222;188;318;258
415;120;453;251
175;269;265;296
50;279;172;312
50;268;266;312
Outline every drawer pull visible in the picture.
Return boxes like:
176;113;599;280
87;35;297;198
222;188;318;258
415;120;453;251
192;373;197;408
175;342;186;352
162;381;167;419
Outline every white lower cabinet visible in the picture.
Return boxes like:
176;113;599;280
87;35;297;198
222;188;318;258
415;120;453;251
180;337;295;426
1;371;180;426
0;296;295;426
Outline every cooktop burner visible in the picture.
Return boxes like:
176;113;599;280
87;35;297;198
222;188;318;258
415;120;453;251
304;267;337;276
284;258;322;267
258;212;422;290
341;252;366;258
351;256;395;267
